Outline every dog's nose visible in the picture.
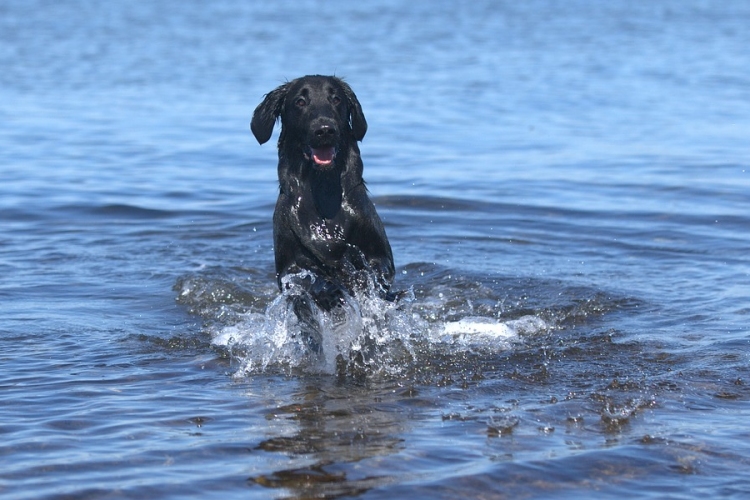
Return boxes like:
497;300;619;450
314;123;337;140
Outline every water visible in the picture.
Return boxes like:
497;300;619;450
2;0;750;497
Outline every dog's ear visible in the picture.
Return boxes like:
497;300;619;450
251;83;289;145
340;80;368;141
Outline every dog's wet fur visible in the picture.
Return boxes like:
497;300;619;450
251;75;395;354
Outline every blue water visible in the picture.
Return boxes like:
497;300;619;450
2;0;750;498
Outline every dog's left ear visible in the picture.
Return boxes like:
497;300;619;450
251;82;289;145
340;81;368;141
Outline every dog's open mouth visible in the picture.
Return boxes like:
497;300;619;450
306;146;337;168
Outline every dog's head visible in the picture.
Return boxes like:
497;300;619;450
251;75;367;170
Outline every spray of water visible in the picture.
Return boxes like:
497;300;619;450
202;271;550;377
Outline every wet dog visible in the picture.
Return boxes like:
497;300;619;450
251;75;394;351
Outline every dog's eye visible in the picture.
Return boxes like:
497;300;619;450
295;97;307;107
331;96;341;105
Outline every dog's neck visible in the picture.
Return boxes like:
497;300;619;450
309;168;342;220
277;150;344;221
278;140;366;220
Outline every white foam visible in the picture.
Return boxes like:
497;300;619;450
436;315;549;347
442;316;517;337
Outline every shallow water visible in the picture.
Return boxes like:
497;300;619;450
2;0;750;498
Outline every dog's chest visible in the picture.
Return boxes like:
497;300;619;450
290;193;348;246
309;218;345;243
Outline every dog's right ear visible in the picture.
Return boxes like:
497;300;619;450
251;83;289;145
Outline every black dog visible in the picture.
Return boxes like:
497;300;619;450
251;76;394;340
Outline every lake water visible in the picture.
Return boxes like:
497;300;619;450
2;0;750;498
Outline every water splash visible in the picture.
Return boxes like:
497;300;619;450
173;265;638;378
211;272;423;376
188;271;551;377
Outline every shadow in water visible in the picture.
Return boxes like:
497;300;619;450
247;378;410;498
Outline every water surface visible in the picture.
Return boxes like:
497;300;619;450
2;1;750;498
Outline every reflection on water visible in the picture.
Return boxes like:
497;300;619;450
249;380;408;497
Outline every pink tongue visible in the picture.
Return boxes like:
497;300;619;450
312;146;335;165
